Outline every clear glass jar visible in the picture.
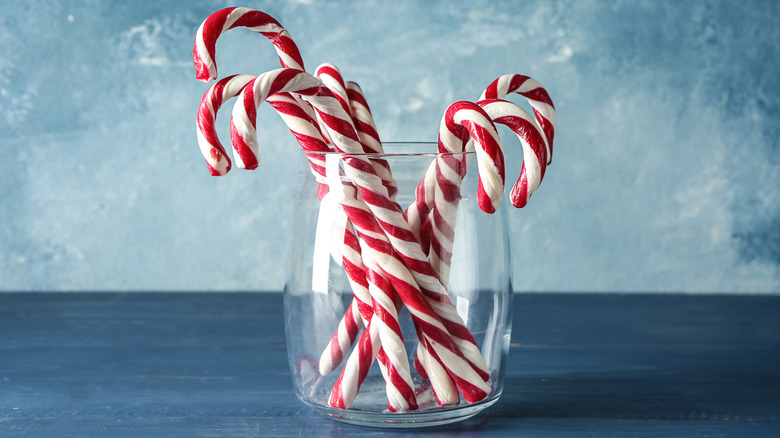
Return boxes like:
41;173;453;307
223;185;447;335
284;142;512;427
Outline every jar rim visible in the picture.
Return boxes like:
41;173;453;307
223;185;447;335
302;141;477;158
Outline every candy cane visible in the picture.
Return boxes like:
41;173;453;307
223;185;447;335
193;7;304;82
479;74;556;166
316;65;398;202
318;298;363;377
403;167;436;246
345;81;398;201
313;71;402;379
429;100;505;297
231;68;491;402
196;74;256;176
478;99;548;208
323;172;417;412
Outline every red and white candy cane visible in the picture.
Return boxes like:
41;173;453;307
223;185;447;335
478;99;548;208
409;98;547;391
193;7;304;82
196;74;255;176
229;69;322;170
479;74;556;166
345;81;398;201
322;172;417;411
231;68;491;402
328;220;418;412
269;67;379;378
313;69;401;377
315;65;398;202
318;298;363;377
194;74;333;186
428;101;505;286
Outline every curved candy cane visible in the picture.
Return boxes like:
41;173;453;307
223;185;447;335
193;7;304;82
429;101;504;286
196;74;256;176
478;99;548;208
479;74;555;165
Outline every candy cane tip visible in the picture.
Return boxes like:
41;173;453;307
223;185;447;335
479;197;499;214
511;196;528;209
192;55;215;82
510;183;530;208
207;163;229;176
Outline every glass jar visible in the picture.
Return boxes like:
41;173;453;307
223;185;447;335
284;142;512;427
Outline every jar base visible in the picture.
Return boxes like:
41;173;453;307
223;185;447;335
301;390;502;428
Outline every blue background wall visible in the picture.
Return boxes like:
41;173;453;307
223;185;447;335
1;0;778;293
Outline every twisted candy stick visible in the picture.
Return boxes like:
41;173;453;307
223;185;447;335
407;74;555;230
316;65;398;202
231;68;491;403
318;298;363;377
315;73;402;377
316;162;417;411
328;219;416;412
429;99;550;290
315;73;403;377
479;74;556;167
193;7;304;81
196;74;255;176
194;73;333;185
478;99;548;208
281;66;386;380
309;107;417;413
345;81;398;201
429;101;505;284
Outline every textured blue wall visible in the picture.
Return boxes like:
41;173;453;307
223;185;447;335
1;0;778;293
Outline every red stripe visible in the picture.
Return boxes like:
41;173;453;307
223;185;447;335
429;239;452;267
229;124;259;170
340;205;384;235
242;82;258;129
316;111;360;143
431;201;456;242
521;86;555;108
343;258;369;289
511;172;529;208
230;10;279;30
507;74;530;95
424;340;489;403
346;88;369;109
201;7;235;60
477;180;496;214
483;78;500;100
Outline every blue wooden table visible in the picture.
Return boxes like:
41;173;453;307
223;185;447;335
1;292;778;437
